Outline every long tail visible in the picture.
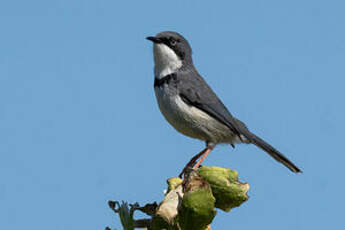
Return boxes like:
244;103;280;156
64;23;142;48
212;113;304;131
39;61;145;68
244;132;302;173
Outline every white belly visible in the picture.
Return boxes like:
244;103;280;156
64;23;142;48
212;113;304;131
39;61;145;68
154;86;232;143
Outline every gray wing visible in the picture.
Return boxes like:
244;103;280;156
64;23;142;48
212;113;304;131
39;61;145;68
177;71;302;173
177;71;244;138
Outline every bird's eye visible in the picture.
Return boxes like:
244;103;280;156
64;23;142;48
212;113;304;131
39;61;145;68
170;38;177;46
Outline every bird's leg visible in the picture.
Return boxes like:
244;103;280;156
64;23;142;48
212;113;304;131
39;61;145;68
179;148;208;178
193;147;214;170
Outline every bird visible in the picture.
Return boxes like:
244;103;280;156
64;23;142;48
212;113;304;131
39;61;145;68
146;31;301;177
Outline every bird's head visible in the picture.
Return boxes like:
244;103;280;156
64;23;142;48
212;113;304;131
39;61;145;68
147;31;193;76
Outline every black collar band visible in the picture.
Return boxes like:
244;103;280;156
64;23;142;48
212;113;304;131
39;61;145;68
154;73;177;87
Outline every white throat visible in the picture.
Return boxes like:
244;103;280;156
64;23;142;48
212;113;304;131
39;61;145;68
153;43;182;78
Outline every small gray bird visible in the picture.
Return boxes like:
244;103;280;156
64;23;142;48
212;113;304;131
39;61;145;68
147;31;301;176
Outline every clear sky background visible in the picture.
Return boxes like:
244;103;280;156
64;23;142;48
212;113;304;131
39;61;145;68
0;0;344;229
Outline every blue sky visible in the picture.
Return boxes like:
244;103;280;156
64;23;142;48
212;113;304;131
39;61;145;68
0;0;344;229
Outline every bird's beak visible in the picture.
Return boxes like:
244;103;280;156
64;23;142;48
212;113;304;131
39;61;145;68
146;36;162;44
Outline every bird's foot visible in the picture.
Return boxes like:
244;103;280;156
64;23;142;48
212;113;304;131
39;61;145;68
179;148;208;178
179;165;201;179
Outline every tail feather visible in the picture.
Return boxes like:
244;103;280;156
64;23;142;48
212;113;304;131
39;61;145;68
244;132;302;173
